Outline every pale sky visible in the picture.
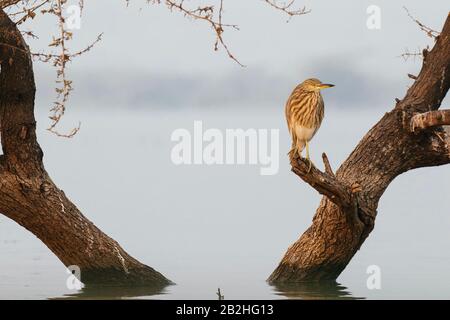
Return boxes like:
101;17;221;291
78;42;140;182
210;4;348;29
14;0;449;108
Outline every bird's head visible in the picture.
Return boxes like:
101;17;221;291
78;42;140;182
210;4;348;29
301;78;335;92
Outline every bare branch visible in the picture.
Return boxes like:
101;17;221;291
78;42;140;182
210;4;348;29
322;152;335;177
143;0;308;65
404;6;440;39
410;110;450;133
263;0;309;19
3;0;308;135
144;0;243;66
289;152;353;209
399;47;424;61
0;0;22;9
396;13;450;114
12;0;48;25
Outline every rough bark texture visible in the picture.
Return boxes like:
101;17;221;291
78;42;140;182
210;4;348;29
411;109;450;132
0;9;170;287
269;13;450;283
0;0;21;9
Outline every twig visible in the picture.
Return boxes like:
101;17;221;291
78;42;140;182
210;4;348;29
263;0;309;21
3;0;307;136
216;287;224;300
404;6;440;39
161;0;243;66
399;47;424;61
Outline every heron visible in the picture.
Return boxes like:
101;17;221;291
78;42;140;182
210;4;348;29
285;78;334;171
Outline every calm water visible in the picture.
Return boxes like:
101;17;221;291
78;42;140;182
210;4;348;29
1;108;449;299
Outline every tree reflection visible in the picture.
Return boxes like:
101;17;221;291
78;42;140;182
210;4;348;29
52;283;171;300
271;281;364;300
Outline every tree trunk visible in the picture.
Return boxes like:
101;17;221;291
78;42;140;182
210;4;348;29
269;13;450;283
0;9;170;287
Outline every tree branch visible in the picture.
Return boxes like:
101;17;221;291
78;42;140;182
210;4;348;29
410;109;450;132
396;12;450;114
404;6;440;39
322;152;335;177
0;8;43;169
0;0;22;9
263;0;309;17
270;9;450;285
289;152;353;209
0;7;171;286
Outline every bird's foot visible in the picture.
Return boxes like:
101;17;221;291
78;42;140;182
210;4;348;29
288;148;300;160
305;158;313;173
287;148;294;157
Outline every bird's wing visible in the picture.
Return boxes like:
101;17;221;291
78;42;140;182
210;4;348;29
310;94;325;138
285;91;298;143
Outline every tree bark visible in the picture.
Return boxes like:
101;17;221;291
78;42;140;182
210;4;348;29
410;109;450;132
0;9;170;287
269;13;450;283
0;0;21;9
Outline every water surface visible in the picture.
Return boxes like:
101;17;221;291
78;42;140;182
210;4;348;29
1;108;449;299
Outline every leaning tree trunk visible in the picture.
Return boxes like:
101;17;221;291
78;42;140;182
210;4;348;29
269;13;450;283
0;9;170;287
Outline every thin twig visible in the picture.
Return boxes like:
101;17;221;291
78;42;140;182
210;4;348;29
404;6;440;39
263;0;309;21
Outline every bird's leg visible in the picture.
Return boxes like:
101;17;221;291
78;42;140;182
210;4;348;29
305;141;313;172
305;141;310;160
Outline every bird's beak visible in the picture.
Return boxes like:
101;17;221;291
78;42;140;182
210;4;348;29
319;83;335;89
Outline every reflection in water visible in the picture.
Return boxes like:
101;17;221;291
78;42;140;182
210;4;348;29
271;281;365;300
51;281;363;300
53;284;171;300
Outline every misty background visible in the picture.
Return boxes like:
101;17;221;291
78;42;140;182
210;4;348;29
0;1;449;299
19;0;449;111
